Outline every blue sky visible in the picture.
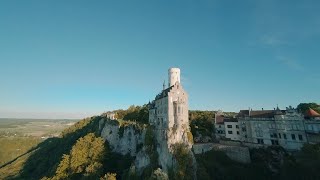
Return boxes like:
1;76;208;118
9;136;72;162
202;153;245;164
0;0;319;119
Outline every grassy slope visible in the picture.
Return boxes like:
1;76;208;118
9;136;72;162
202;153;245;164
0;151;31;179
0;137;41;166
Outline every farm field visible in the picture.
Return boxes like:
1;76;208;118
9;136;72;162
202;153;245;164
0;118;79;167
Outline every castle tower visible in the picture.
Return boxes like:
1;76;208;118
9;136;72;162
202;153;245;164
148;68;193;172
168;68;180;87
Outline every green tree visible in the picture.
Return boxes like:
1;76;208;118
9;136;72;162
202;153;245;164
54;154;71;180
172;143;193;180
100;173;117;180
149;168;168;180
69;133;105;177
189;110;215;139
48;133;106;179
297;103;320;114
113;104;149;124
297;143;320;178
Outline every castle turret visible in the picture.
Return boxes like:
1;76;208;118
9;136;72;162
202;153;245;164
168;68;180;87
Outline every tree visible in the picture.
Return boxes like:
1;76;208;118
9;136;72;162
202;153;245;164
49;133;106;179
100;173;117;180
297;143;320;176
54;154;71;180
172;143;193;180
149;168;168;180
297;103;320;114
70;133;105;177
113;104;149;124
189;110;215;139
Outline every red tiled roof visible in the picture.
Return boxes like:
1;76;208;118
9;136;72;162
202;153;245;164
215;115;224;124
249;110;275;118
306;108;320;117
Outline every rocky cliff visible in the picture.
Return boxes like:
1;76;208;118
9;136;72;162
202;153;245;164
99;119;152;174
98;118;196;178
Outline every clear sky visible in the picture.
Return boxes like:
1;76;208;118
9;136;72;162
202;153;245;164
0;0;319;119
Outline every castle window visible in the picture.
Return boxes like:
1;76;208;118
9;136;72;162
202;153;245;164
298;134;303;141
174;106;177;115
271;140;279;145
257;139;264;144
178;106;180;114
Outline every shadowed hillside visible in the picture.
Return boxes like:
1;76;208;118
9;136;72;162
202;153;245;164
16;116;101;179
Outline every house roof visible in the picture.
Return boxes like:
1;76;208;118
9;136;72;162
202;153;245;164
237;110;249;117
306;108;320;117
237;109;285;118
250;110;276;118
155;85;174;100
215;115;224;124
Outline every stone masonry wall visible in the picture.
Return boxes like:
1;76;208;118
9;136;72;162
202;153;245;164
193;143;251;164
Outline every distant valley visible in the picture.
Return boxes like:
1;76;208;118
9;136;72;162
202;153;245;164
0;118;79;167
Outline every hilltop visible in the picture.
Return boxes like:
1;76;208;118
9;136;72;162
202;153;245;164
1;104;320;179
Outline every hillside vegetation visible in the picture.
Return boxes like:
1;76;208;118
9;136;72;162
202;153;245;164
0;137;40;167
104;105;149;124
0;115;143;180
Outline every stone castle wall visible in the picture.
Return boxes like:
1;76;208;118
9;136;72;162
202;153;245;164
193;143;251;164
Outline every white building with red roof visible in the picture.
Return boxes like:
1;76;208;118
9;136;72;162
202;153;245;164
304;108;320;144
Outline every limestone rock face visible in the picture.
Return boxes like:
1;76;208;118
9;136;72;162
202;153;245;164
100;119;145;156
134;148;150;172
100;119;152;173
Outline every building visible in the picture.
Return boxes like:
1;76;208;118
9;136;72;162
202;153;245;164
304;108;320;144
238;106;307;150
106;112;116;120
148;68;192;171
224;118;240;141
214;111;226;139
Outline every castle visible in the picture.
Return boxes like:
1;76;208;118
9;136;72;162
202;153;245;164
148;68;193;170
